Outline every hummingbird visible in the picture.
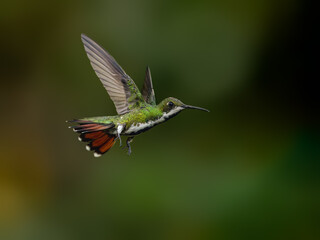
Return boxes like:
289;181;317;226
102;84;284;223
67;34;209;157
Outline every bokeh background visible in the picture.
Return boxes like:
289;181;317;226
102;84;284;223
0;0;318;239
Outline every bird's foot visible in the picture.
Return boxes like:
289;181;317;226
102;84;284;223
125;137;134;155
117;125;124;147
118;135;122;147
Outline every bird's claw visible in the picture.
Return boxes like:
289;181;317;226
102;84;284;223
127;145;132;155
117;125;124;147
124;137;134;156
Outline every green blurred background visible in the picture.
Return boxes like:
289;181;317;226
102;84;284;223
0;0;318;239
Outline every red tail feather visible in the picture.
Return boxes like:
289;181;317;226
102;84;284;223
68;120;116;157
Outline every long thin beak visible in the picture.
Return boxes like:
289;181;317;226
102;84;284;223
183;105;210;112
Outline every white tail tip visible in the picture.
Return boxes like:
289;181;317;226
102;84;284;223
94;152;102;157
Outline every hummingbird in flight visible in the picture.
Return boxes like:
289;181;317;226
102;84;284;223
68;34;209;157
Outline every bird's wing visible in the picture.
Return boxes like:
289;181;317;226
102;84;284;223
81;34;145;115
141;66;156;105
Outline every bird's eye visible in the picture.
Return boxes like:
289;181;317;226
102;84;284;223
167;101;174;108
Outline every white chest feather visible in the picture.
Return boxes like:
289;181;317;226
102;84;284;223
125;107;183;134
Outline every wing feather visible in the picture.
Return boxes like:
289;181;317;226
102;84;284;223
81;34;145;115
141;66;156;105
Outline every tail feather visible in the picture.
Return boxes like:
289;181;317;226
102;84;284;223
89;134;115;156
67;120;116;157
80;131;105;142
91;134;110;148
70;122;114;133
99;137;115;153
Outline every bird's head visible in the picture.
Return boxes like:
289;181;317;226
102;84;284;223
158;97;209;118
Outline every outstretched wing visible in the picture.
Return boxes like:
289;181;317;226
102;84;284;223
141;66;156;105
81;34;145;115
